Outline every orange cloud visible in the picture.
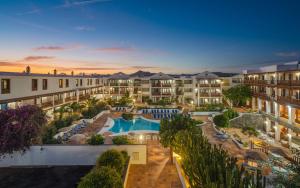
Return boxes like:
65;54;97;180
33;46;65;51
23;56;55;62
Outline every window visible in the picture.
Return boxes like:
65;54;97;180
76;79;79;87
1;79;10;94
87;79;89;86
96;79;99;85
80;79;83;86
32;79;38;91
59;79;63;88
65;79;69;88
132;152;139;160
90;79;93;85
42;79;48;90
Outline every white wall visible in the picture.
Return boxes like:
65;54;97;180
0;145;147;167
0;75;101;101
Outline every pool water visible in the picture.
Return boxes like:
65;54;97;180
109;117;160;133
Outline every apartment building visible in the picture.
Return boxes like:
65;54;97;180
0;70;103;110
102;71;230;105
0;68;238;110
244;61;300;147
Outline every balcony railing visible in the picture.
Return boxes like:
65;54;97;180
211;93;222;97
211;83;221;87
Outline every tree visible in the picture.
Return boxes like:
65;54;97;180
213;114;229;127
96;149;125;174
159;114;197;163
87;135;104;145
54;104;71;120
223;85;251;107
112;136;131;145
68;102;83;113
0;105;47;155
173;128;266;188
84;97;99;109
78;166;123;188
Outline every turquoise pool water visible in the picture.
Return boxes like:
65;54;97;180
109;117;160;133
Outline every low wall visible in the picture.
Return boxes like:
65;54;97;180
229;113;265;130
190;111;221;116
0;145;147;167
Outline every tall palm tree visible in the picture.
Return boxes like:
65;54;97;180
84;97;99;109
159;115;197;163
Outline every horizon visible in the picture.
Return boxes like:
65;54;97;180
1;0;300;74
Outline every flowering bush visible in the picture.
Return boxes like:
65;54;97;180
0;105;47;155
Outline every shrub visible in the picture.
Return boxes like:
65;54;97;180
120;150;129;162
96;149;125;174
121;113;133;120
223;108;239;119
87;135;104;145
242;126;259;137
41;125;59;144
77;166;122;188
213;114;229;127
195;104;224;112
112;136;131;145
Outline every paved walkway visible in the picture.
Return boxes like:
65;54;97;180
202;121;246;157
126;140;182;188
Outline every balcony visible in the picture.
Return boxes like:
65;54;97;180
151;83;161;87
277;80;290;86
198;84;210;87
211;83;221;87
161;83;172;87
119;83;129;86
277;96;291;104
291;80;300;87
198;92;209;97
211;93;222;97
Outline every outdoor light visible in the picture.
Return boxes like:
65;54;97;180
287;133;292;139
264;120;268;124
273;126;277;130
139;135;144;140
191;100;194;105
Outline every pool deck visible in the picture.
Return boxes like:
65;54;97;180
126;140;182;188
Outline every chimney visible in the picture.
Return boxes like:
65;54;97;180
71;71;74;76
53;69;57;75
25;66;31;74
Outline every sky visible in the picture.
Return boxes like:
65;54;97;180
0;0;300;74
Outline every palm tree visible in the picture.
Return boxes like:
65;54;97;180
84;97;99;109
159;114;197;163
68;102;82;113
54;104;71;120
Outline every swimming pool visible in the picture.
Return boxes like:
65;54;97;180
109;117;160;134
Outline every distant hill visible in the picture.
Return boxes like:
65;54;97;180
130;70;155;77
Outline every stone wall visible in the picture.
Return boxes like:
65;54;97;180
229;113;264;130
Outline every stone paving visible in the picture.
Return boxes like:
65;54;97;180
126;140;182;188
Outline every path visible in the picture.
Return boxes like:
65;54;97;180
126;140;182;188
202;122;246;157
79;113;110;136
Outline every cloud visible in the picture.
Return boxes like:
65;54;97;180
33;46;66;51
33;44;83;51
17;8;41;16
130;66;159;69
0;61;22;67
57;0;111;8
23;56;55;62
275;51;299;57
95;47;134;53
75;26;95;31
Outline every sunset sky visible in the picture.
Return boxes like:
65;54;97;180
1;0;300;74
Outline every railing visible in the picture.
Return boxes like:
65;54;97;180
211;93;222;97
210;83;220;87
119;83;129;86
277;80;290;86
161;84;172;87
